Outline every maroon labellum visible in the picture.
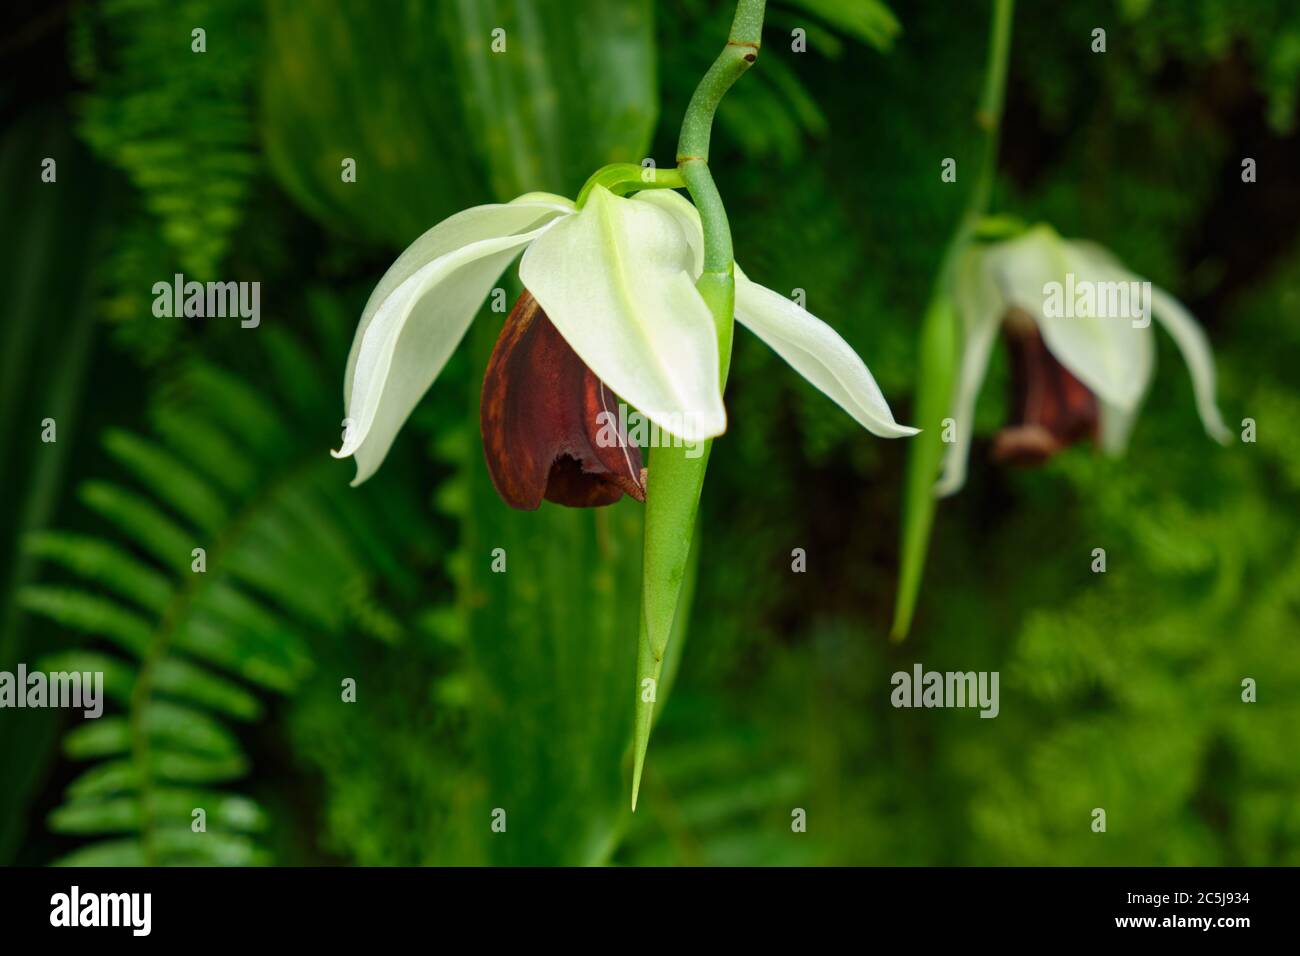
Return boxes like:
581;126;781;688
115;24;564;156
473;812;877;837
991;311;1099;467
480;290;647;510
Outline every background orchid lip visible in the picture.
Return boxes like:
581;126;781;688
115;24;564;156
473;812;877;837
5;0;1299;881
991;316;1099;466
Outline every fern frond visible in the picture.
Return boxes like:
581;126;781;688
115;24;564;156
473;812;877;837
71;0;262;278
22;304;439;865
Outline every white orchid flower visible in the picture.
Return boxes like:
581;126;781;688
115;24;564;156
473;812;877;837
936;224;1231;497
334;184;916;507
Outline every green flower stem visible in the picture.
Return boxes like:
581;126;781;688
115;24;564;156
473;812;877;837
891;0;1015;641
575;162;686;207
676;0;765;275
967;0;1014;232
631;0;764;810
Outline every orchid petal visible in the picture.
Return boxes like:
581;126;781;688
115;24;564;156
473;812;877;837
1149;286;1233;444
630;189;704;277
519;184;725;443
633;189;914;440
936;247;1004;497
984;226;1155;411
336;195;572;485
733;265;917;439
1098;398;1142;456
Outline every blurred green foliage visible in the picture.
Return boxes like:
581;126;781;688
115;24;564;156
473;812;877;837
2;0;1297;865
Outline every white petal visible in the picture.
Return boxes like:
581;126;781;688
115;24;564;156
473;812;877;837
1098;398;1143;456
519;185;725;443
337;195;572;484
732;265;917;439
1043;241;1155;409
936;247;1004;497
631;189;704;278
618;189;917;442
1149;286;1233;443
987;227;1155;410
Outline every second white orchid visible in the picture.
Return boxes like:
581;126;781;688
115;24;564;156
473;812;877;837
938;224;1231;496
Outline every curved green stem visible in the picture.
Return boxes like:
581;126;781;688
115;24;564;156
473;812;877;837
891;0;1015;641
575;162;686;208
676;0;764;275
631;0;766;811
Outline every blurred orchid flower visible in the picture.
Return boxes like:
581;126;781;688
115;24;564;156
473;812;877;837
334;184;916;506
936;224;1231;496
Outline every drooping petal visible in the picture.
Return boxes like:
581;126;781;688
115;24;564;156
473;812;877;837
1098;398;1141;456
936;247;1003;497
480;290;646;510
731;266;917;439
646;188;918;440
1043;240;1155;411
1148;286;1233;444
519;184;725;443
988;227;1155;412
336;195;573;484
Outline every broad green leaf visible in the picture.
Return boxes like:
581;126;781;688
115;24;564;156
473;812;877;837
0;110;104;863
463;428;643;863
261;0;487;246
444;0;658;201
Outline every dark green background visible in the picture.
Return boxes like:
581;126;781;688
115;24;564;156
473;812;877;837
2;0;1297;865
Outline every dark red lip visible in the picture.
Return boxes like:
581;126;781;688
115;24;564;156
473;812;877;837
991;312;1099;467
480;289;647;510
